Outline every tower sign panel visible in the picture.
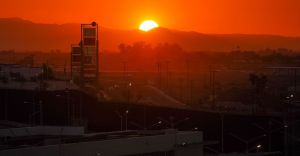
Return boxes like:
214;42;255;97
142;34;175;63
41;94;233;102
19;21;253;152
81;22;99;81
71;22;99;85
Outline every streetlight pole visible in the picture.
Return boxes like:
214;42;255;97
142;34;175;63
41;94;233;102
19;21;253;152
125;110;129;131
128;82;132;104
115;110;123;131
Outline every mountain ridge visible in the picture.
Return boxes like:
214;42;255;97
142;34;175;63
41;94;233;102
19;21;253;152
0;17;299;52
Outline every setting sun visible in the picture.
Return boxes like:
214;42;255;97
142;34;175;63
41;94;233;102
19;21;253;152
139;20;159;32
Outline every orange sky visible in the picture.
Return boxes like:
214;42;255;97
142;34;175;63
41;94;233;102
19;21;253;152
1;0;300;36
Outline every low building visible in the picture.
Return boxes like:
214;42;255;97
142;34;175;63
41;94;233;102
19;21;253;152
0;64;42;81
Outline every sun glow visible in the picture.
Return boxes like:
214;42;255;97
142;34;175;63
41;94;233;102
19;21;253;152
139;20;159;32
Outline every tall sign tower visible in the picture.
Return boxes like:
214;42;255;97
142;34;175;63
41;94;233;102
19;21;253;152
71;22;99;86
81;22;99;82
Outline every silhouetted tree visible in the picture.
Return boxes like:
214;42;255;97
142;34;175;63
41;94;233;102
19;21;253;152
38;64;54;80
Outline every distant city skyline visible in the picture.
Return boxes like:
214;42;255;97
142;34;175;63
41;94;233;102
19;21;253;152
1;0;300;36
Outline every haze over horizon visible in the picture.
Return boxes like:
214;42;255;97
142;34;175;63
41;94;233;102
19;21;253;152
1;0;300;36
1;17;300;52
2;17;300;38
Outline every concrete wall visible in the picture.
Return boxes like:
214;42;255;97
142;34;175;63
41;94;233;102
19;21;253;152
0;131;203;156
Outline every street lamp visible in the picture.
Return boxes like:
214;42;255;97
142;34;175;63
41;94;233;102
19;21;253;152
256;144;262;152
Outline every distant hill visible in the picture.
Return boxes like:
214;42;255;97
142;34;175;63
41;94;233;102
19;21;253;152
0;17;300;52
